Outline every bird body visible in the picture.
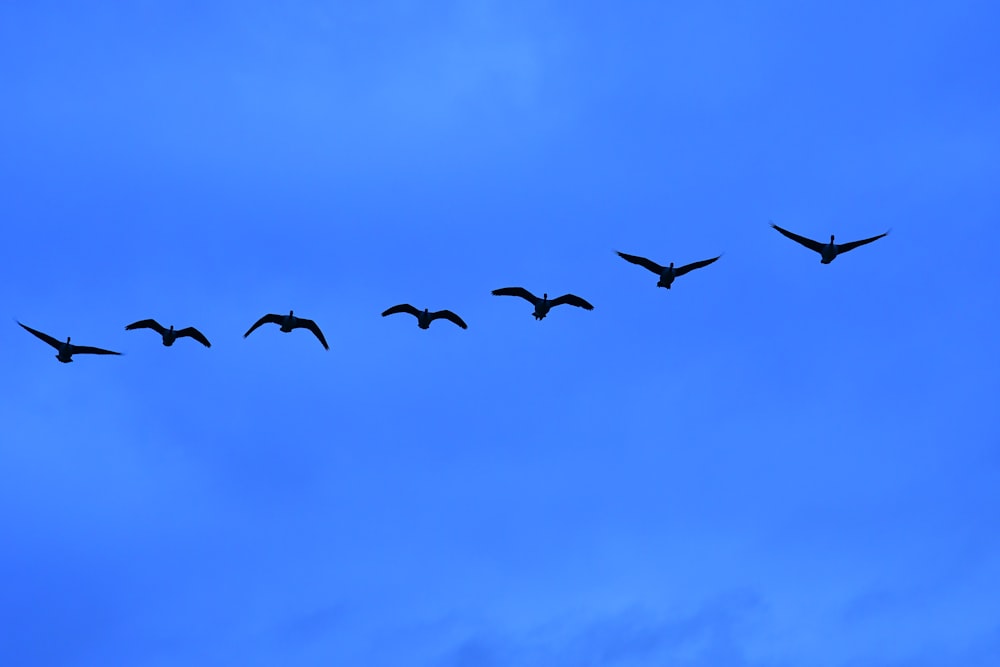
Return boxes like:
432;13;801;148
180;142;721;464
381;304;467;329
616;251;721;289
125;319;211;347
244;310;329;349
770;223;889;264
18;321;121;363
491;287;594;320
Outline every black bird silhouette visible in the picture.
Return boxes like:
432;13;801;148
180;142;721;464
381;304;468;329
770;222;890;264
125;319;211;347
491;287;594;321
243;310;329;349
616;250;721;289
18;321;122;363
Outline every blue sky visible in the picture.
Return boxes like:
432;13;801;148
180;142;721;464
2;1;999;665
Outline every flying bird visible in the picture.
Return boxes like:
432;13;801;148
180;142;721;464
381;304;468;330
616;250;721;289
18;321;122;363
491;287;594;321
125;319;211;347
770;222;890;264
243;310;329;349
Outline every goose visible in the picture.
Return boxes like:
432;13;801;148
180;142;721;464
616;250;721;289
491;287;594;321
243;310;329;349
770;222;890;264
18;321;122;363
381;304;468;329
125;319;211;347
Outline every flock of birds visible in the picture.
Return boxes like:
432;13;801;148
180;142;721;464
17;223;890;362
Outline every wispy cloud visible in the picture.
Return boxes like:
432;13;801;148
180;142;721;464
433;590;770;667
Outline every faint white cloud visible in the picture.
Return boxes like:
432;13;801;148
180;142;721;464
433;590;771;667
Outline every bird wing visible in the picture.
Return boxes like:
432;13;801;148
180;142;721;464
491;287;539;304
243;313;282;338
836;230;890;254
674;254;722;277
616;251;665;275
770;223;825;253
125;318;166;334
176;327;212;347
71;345;122;356
381;304;421;318
431;310;468;329
297;318;330;350
18;321;62;350
549;294;594;310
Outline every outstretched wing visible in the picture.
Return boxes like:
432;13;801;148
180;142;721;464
176;326;212;347
17;321;62;350
674;254;722;277
297;318;330;350
616;251;665;275
836;230;890;254
770;223;825;254
243;313;282;338
491;287;539;304
125;319;166;334
71;345;122;356
549;294;594;310
431;310;468;329
381;304;421;319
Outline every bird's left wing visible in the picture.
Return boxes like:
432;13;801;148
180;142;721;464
125;319;166;334
243;313;281;338
616;251;665;275
17;321;62;350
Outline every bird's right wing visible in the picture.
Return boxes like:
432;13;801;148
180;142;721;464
674;254;722;276
177;327;212;347
432;310;468;329
616;251;665;275
299;318;330;350
243;313;281;338
491;287;539;304
17;321;62;350
836;230;890;254
72;345;122;356
381;304;420;318
549;294;594;310
770;223;825;253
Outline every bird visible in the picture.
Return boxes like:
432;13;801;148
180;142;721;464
18;321;122;363
770;222;890;264
491;287;594;320
381;304;468;329
616;250;721;289
125;319;211;347
243;310;329;349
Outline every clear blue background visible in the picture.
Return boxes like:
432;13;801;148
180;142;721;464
2;2;998;665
